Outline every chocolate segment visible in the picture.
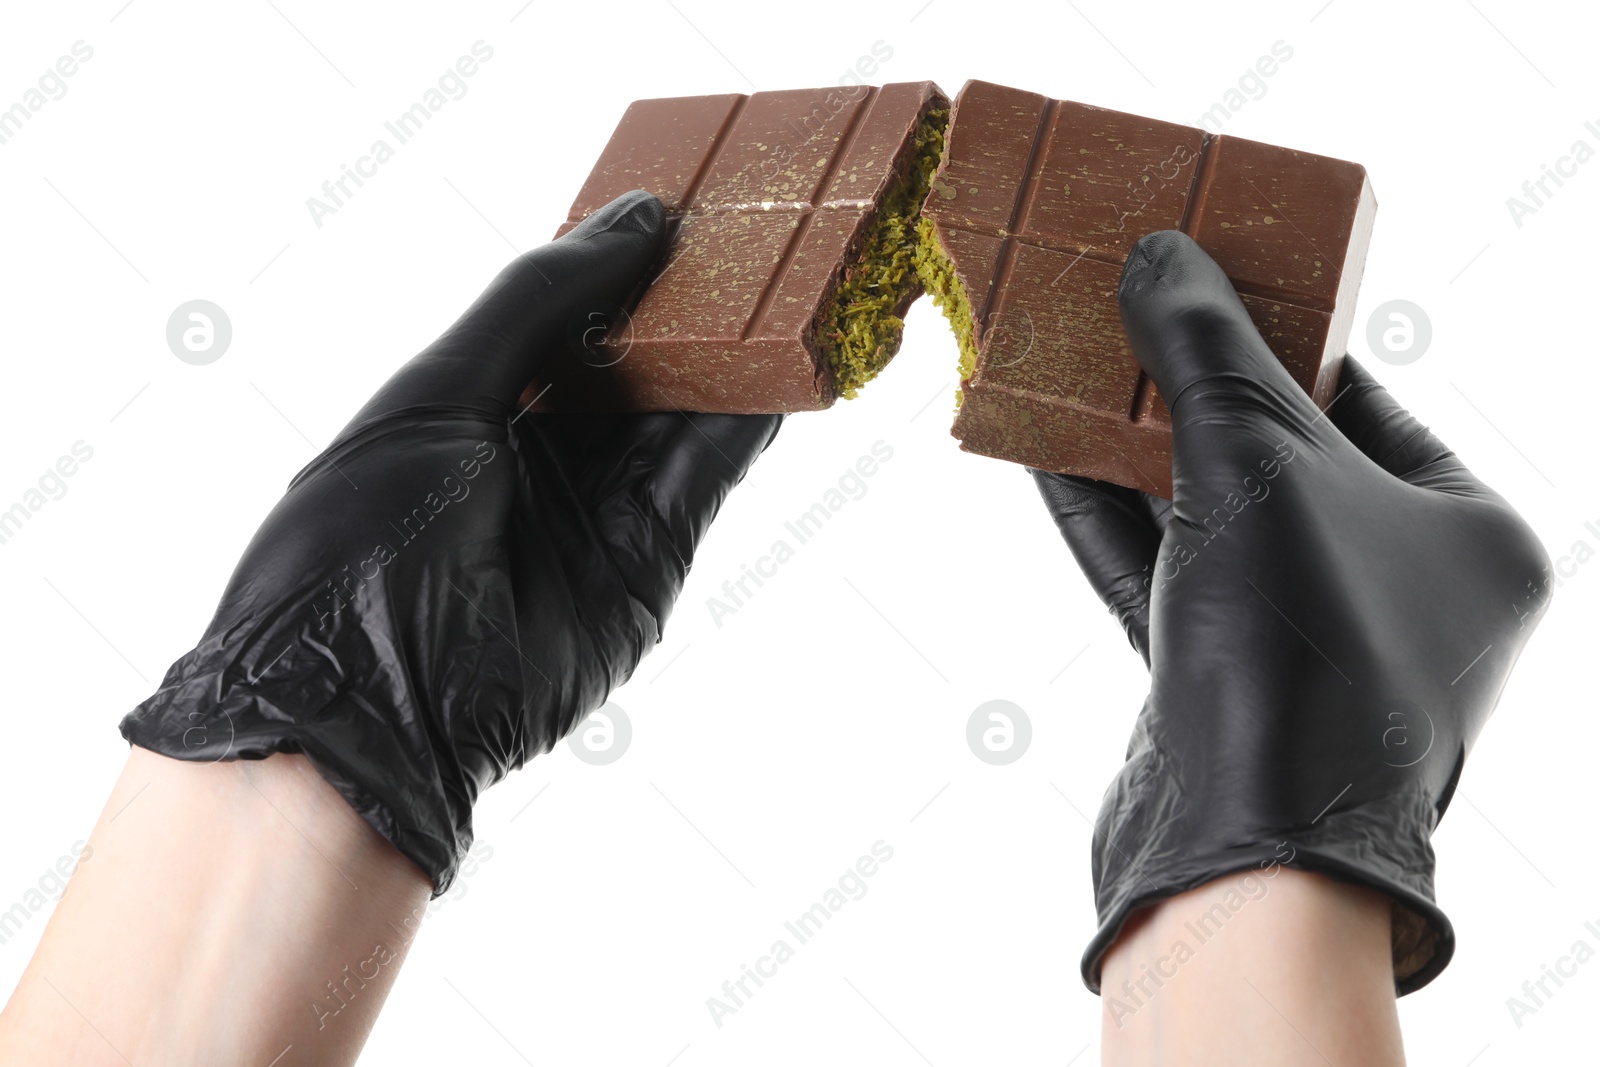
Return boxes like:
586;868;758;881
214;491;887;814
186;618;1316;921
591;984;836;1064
531;82;949;413
565;94;745;216
922;80;1376;497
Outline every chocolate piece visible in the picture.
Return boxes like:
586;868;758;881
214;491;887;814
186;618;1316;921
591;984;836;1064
919;80;1376;497
529;82;950;412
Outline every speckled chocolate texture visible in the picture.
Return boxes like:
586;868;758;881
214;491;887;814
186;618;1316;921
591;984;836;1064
929;80;1376;497
531;82;948;412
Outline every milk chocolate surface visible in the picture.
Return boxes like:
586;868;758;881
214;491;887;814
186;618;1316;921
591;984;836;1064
927;80;1376;497
530;82;948;413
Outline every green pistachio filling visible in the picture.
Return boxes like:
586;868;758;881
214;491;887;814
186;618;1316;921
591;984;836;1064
818;107;949;399
911;213;978;407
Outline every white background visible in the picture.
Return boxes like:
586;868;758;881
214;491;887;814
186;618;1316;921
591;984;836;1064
1;0;1596;1063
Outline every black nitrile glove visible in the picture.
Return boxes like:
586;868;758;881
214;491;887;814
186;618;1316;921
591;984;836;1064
1032;231;1551;995
121;191;781;891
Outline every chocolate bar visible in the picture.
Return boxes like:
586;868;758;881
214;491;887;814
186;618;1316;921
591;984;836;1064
528;82;949;412
919;80;1376;497
533;80;1375;498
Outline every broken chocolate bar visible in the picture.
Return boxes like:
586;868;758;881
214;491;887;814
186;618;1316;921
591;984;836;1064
918;79;1376;497
529;82;949;412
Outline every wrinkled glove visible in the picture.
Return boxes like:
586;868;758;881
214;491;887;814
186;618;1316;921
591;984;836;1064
121;191;781;891
1033;231;1551;995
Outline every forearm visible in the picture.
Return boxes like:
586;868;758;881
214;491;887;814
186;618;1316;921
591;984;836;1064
1099;867;1404;1066
0;747;432;1067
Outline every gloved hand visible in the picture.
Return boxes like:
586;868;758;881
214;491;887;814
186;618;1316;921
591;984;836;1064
121;190;781;891
1032;231;1551;995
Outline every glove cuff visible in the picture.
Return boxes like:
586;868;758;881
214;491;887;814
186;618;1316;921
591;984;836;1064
1080;735;1452;996
119;639;472;895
